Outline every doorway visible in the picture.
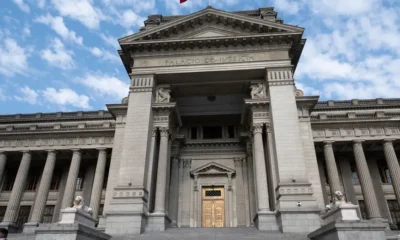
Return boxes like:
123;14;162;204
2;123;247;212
202;186;225;227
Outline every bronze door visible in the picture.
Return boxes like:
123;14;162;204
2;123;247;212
202;187;225;227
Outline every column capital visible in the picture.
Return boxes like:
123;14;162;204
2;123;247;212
252;123;263;134
323;140;335;147
353;140;364;145
159;127;170;137
383;139;396;144
151;128;157;137
183;159;192;168
71;149;81;155
266;125;272;133
234;158;243;167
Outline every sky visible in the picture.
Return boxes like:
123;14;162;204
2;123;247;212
0;0;399;114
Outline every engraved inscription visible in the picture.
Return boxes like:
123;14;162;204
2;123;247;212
165;55;255;66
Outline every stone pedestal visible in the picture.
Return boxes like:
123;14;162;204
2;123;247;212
254;211;279;231
35;208;111;240
0;222;18;233
146;213;171;232
308;203;387;240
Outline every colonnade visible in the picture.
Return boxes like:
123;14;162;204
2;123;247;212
0;148;108;231
322;139;400;220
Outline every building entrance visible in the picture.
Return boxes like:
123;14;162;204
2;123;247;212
202;186;225;228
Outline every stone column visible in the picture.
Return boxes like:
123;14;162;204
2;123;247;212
1;151;31;228
181;159;192;227
266;127;278;210
323;141;342;201
90;148;107;219
193;175;199;227
29;150;57;224
61;149;82;210
383;139;400;206
0;152;6;191
154;128;170;214
353;141;381;219
168;156;180;226
146;128;157;213
228;173;233;227
242;157;251;226
252;124;270;212
234;158;246;226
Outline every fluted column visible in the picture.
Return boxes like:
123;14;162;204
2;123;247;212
61;149;82;210
323;141;342;201
29;150;57;224
383;139;400;206
0;152;7;192
90;148;107;219
353;140;381;219
154;128;170;214
168;156;180;225
252;124;270;212
2;151;31;223
146;128;157;212
234;158;246;226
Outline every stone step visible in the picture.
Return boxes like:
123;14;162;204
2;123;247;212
111;227;308;240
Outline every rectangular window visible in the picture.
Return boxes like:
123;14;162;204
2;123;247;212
351;164;359;185
26;174;39;191
50;172;61;191
388;200;400;227
2;172;16;191
0;206;6;222
202;126;223;139
358;200;368;220
227;126;235;138
191;127;198;140
378;162;392;184
42;205;55;223
76;172;84;191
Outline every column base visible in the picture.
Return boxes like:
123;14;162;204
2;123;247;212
254;211;279;231
23;221;40;233
0;221;18;233
146;213;171;232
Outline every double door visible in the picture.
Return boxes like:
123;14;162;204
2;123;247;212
202;187;225;228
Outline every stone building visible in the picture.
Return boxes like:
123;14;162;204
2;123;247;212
1;6;400;238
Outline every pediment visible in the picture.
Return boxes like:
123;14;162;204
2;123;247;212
191;162;235;176
119;7;303;45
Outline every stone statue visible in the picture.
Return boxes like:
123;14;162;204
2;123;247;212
250;83;266;99
334;190;345;204
157;87;171;103
70;196;93;215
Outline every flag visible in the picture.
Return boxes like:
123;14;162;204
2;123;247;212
180;0;187;3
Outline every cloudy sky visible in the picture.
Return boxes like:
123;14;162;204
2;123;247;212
0;0;399;114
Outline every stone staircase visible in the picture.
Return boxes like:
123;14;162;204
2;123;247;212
111;227;308;240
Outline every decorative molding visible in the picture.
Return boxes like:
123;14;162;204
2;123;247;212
129;75;155;92
252;123;263;134
183;159;192;168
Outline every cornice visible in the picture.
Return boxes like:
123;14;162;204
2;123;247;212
313;98;400;112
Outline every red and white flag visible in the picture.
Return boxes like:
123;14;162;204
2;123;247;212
180;0;187;3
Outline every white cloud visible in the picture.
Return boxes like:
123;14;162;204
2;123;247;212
42;88;91;109
14;86;39;104
89;47;120;63
23;26;31;36
100;33;120;49
35;14;83;45
0;88;8;101
50;0;102;29
118;10;145;29
41;38;75;69
12;0;30;13
37;0;46;8
0;38;29;77
103;0;155;12
78;74;129;100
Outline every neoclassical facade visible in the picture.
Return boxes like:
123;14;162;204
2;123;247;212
1;6;400;238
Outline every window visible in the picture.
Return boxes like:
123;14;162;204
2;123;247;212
378;162;392;184
50;172;61;191
0;206;6;222
351;164;359;185
358;200;368;219
42;205;55;223
2;172;16;191
16;206;31;233
205;190;222;197
388;200;400;227
227;126;235;138
191;127;198;140
202;126;222;139
26;173;39;191
76;172;84;190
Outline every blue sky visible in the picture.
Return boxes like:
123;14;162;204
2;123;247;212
0;0;399;114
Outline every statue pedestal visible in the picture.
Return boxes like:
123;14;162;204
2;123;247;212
35;208;111;240
308;203;386;240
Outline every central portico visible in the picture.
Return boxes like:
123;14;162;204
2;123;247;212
103;6;323;237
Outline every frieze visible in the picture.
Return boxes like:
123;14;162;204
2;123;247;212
0;136;113;149
312;125;400;141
